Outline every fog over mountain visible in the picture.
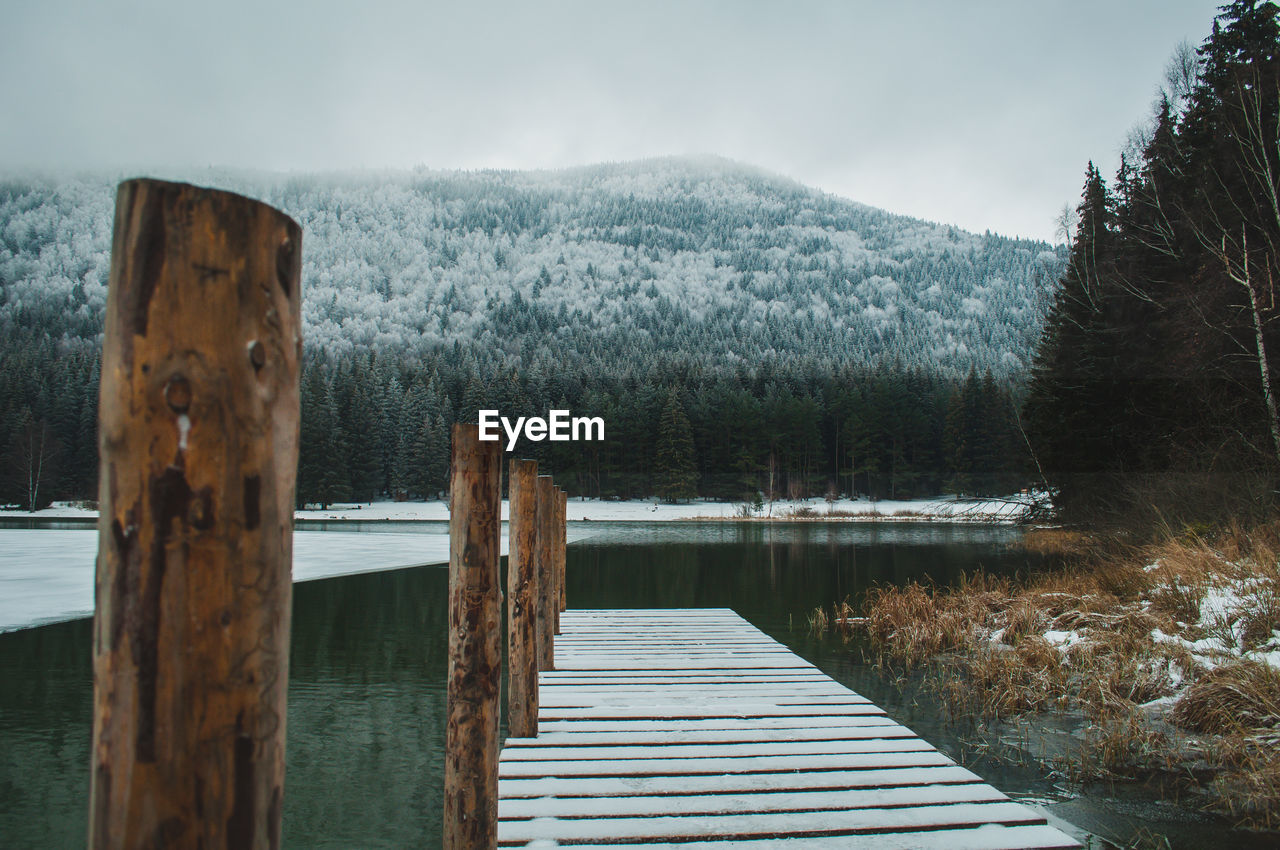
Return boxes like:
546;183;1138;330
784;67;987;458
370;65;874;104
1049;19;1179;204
1;157;1063;379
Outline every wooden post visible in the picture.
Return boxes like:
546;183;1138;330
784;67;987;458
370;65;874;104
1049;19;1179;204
90;179;302;849
558;488;568;614
444;423;502;850
507;459;539;738
535;475;555;671
552;486;561;636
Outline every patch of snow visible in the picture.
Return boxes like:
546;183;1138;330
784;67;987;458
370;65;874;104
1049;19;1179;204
1139;695;1177;710
11;495;1039;524
0;501;97;519
0;528;506;633
1042;630;1083;649
1150;568;1280;675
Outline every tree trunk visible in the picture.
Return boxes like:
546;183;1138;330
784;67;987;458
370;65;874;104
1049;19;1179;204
1246;271;1280;464
24;417;47;512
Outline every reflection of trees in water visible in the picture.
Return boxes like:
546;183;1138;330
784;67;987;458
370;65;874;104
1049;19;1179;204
0;617;93;847
291;566;449;679
567;534;1032;632
287;566;450;847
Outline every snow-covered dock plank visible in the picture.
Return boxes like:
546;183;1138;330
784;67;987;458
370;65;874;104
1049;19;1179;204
496;608;1078;848
535;824;1080;850
499;783;1010;818
501;723;914;748
498;765;993;799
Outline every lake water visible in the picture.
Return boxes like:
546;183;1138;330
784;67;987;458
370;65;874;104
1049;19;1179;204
0;521;1267;847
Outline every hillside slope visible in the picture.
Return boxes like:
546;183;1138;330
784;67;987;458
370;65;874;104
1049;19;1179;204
0;157;1061;378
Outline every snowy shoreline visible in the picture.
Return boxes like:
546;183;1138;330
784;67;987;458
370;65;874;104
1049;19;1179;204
0;495;1033;633
3;494;1035;525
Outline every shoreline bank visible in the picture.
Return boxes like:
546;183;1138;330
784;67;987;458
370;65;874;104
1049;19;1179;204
3;494;1038;525
824;526;1280;831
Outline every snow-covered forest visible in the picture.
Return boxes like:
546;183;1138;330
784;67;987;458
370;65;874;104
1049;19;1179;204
0;157;1063;507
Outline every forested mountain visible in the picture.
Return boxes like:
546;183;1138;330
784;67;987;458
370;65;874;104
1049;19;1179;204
2;158;1060;374
0;158;1061;507
1025;0;1280;526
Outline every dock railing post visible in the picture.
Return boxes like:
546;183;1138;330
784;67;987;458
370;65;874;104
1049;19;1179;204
507;459;539;738
552;485;562;636
558;488;568;615
536;475;556;670
444;423;502;849
444;423;502;850
90;179;302;849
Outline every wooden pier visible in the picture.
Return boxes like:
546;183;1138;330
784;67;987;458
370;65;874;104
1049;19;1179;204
497;608;1079;849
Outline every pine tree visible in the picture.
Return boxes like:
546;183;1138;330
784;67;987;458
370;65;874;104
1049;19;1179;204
460;374;486;424
1177;0;1280;466
655;390;698;502
296;364;328;508
1024;163;1117;509
426;414;451;497
1023;2;1280;523
945;371;982;495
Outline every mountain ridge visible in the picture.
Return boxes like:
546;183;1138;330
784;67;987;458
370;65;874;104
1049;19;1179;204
0;157;1063;379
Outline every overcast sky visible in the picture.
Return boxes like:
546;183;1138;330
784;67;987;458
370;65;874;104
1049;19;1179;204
3;0;1225;242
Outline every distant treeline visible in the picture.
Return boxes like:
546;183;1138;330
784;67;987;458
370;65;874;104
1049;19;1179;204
1024;1;1280;525
296;351;1028;507
0;327;1029;510
0;136;1064;512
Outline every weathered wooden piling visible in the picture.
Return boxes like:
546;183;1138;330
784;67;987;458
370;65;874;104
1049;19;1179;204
558;488;568;615
444;423;502;850
506;459;540;738
90;179;302;849
536;475;556;670
552;485;562;636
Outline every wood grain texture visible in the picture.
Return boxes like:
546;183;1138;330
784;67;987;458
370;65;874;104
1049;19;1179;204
557;488;567;615
535;476;555;671
506;459;539;739
552;486;562;636
444;423;502;850
91;179;302;849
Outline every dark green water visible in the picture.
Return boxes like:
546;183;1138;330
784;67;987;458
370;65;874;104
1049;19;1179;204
0;522;1265;848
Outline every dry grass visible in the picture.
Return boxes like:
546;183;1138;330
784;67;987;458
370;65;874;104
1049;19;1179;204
1239;584;1280;651
1210;743;1280;831
832;596;863;630
1169;660;1280;736
1069;709;1177;780
817;508;884;519
1147;576;1206;624
940;638;1070;718
1015;527;1096;558
827;519;1280;830
1001;597;1046;645
1067;632;1179;719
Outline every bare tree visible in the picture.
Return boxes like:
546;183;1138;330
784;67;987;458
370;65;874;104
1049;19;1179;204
1163;40;1203;114
13;411;55;512
1054;203;1079;248
1185;60;1280;465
